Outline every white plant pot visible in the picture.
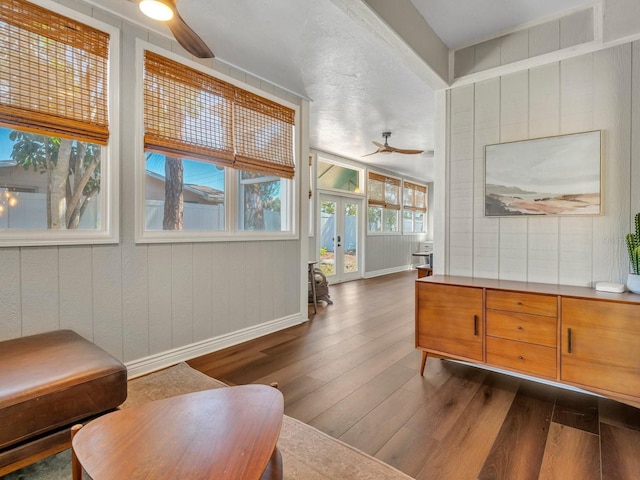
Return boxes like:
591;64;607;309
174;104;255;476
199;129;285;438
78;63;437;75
627;273;640;294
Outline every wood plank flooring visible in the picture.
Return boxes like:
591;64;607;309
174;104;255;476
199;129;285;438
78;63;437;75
188;271;640;480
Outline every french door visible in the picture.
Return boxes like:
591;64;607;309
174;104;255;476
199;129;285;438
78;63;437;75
318;194;361;284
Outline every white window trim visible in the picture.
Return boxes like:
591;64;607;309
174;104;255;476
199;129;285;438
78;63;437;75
316;155;365;197
0;0;120;247
134;41;299;244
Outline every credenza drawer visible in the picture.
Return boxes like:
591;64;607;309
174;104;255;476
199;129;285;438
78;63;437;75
486;310;556;347
486;290;557;317
486;337;556;379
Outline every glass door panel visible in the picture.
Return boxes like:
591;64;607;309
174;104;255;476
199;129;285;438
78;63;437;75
319;194;361;283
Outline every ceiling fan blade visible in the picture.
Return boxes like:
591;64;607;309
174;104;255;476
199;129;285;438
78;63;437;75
362;149;381;157
167;8;214;58
372;141;385;148
391;148;424;155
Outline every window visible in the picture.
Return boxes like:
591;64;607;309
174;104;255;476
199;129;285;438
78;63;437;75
0;0;117;245
139;49;296;240
367;172;400;233
403;181;427;233
317;158;362;193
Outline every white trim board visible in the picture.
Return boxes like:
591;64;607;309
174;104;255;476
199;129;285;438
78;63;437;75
126;313;305;379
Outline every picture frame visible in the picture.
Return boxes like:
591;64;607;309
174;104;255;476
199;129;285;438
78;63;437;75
484;130;601;217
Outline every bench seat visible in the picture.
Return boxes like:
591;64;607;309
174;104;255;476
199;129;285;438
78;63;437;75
0;330;127;475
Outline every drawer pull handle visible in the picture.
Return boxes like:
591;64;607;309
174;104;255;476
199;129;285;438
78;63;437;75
473;315;478;336
516;301;523;305
568;328;572;353
517;355;524;360
517;325;523;330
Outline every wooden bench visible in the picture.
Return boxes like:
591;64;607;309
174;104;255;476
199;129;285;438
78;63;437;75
0;330;127;476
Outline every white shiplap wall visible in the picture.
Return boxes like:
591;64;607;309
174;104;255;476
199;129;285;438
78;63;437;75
0;0;305;374
446;41;637;287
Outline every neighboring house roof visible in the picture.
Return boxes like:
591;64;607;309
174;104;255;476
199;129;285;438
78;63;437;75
146;170;224;205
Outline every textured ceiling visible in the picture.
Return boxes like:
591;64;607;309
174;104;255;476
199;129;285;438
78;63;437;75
88;0;594;182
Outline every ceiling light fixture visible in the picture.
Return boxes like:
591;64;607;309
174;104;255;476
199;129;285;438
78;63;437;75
139;0;174;21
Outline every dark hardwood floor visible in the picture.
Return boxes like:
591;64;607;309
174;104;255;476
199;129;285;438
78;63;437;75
188;271;640;480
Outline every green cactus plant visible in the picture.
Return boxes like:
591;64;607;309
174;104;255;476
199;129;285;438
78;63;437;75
626;212;640;275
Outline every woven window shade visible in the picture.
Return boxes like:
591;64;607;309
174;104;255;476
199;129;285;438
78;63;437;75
144;51;235;167
403;182;427;212
0;0;110;145
234;89;295;179
368;172;400;210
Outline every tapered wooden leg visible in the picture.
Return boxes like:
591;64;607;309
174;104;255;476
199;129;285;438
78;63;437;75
71;424;83;480
420;350;428;376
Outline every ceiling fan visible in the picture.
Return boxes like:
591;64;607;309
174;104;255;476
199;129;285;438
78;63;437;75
362;132;424;157
138;0;214;58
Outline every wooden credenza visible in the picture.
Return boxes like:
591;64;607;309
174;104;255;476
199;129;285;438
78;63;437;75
416;275;640;408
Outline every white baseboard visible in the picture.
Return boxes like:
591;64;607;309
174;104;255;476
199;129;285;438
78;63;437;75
125;313;305;379
364;265;413;279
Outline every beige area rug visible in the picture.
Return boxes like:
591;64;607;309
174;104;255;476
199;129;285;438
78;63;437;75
4;363;413;480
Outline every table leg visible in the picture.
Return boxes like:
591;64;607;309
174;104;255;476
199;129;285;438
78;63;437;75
71;424;83;480
260;448;283;480
420;351;428;376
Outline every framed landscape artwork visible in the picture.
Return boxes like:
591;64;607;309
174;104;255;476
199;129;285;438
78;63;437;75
484;130;601;217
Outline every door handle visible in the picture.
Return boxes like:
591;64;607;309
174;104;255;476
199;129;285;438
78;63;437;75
337;235;341;247
473;315;478;336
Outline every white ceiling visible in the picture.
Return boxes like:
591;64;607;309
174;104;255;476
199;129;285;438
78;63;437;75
89;0;595;182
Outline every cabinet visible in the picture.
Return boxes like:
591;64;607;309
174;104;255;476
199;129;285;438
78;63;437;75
561;298;640;400
416;283;482;370
416;276;640;408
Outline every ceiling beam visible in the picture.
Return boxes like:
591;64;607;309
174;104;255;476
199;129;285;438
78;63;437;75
329;0;450;89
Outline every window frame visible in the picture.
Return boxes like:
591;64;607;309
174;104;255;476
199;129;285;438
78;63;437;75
402;180;428;235
0;0;120;247
134;42;299;243
366;170;401;235
316;156;365;196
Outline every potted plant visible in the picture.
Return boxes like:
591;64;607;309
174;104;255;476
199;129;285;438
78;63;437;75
626;212;640;293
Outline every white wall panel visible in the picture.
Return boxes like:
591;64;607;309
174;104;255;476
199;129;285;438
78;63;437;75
558;54;594;285
560;54;594;132
20;248;59;335
147;244;173;354
0;248;21;340
528;63;560;284
59;246;93;338
500;71;529;142
499;218;528;281
170;244;193;347
527;218;559;284
259;241;275;324
529;21;560;58
475;38;501;72
192;243;213;342
244;241;262;327
592;45;631;284
633;42;640;217
473;78;500;278
449;85;474;275
272;241;287;319
211;243;231;337
91;245;123;358
501;30;528;66
229;242;247;332
122;241;150;362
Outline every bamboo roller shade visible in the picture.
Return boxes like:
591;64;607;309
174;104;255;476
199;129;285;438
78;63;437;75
144;51;295;179
368;172;401;209
0;0;110;145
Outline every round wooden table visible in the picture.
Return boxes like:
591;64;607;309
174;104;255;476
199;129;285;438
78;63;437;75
72;385;284;480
